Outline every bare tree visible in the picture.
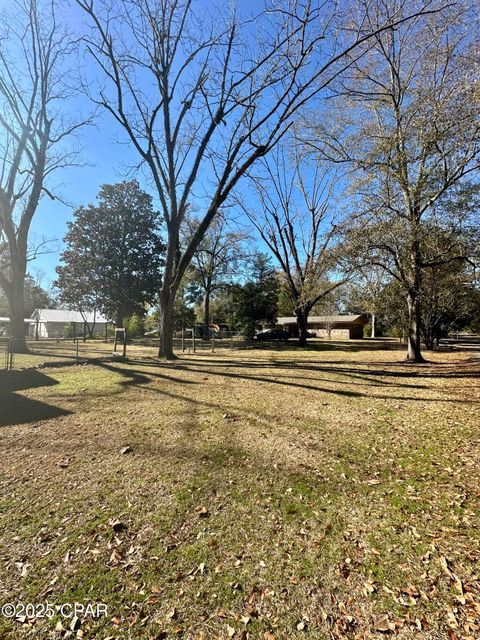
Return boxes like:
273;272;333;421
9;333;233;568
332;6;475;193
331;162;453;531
183;213;249;336
317;296;338;340
0;0;88;351
344;265;388;337
420;226;478;349
241;145;349;346
77;0;442;359
303;1;480;362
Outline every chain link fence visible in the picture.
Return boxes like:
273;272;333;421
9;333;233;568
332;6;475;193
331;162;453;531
2;331;269;370
170;330;247;354
3;337;119;370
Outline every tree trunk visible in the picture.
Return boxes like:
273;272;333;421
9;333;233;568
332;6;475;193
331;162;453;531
423;333;434;350
204;287;211;338
406;291;425;362
371;313;376;338
405;238;426;363
9;287;28;353
90;310;97;340
115;310;124;328
6;259;28;352
158;289;176;359
157;228;182;359
296;309;309;347
421;320;435;350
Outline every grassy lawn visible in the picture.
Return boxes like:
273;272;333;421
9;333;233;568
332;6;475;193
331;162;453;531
0;343;479;639
4;336;243;370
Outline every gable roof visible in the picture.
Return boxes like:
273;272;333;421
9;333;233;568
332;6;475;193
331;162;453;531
33;309;109;324
277;315;366;324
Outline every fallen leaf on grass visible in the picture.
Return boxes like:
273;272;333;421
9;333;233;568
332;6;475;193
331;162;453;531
374;616;395;633
15;562;30;577
439;556;452;577
109;548;123;564
70;616;80;631
363;580;376;595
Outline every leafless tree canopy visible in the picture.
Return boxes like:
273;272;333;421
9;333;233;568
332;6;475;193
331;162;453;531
240;143;350;345
301;0;480;360
182;212;249;330
77;0;444;357
0;0;88;348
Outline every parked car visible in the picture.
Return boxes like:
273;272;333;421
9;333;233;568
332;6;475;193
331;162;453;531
253;329;290;342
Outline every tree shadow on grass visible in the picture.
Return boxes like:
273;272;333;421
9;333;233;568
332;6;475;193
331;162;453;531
170;362;479;403
96;360;198;387
175;355;480;381
93;358;479;405
0;370;72;428
242;338;406;353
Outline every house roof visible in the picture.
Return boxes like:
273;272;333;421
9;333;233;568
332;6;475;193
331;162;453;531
32;309;109;324
0;316;33;323
277;315;366;324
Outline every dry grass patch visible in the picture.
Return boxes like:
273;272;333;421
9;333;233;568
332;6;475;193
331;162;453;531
0;344;479;639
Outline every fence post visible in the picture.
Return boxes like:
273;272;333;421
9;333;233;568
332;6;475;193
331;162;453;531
181;327;185;352
75;339;79;364
192;328;196;354
211;335;215;353
8;338;13;370
113;327;127;356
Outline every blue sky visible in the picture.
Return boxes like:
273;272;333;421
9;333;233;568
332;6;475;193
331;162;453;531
2;0;346;289
18;0;149;286
30;110;149;286
23;0;266;287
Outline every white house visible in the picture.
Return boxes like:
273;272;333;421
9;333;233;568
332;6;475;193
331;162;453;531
30;309;109;339
0;316;32;336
